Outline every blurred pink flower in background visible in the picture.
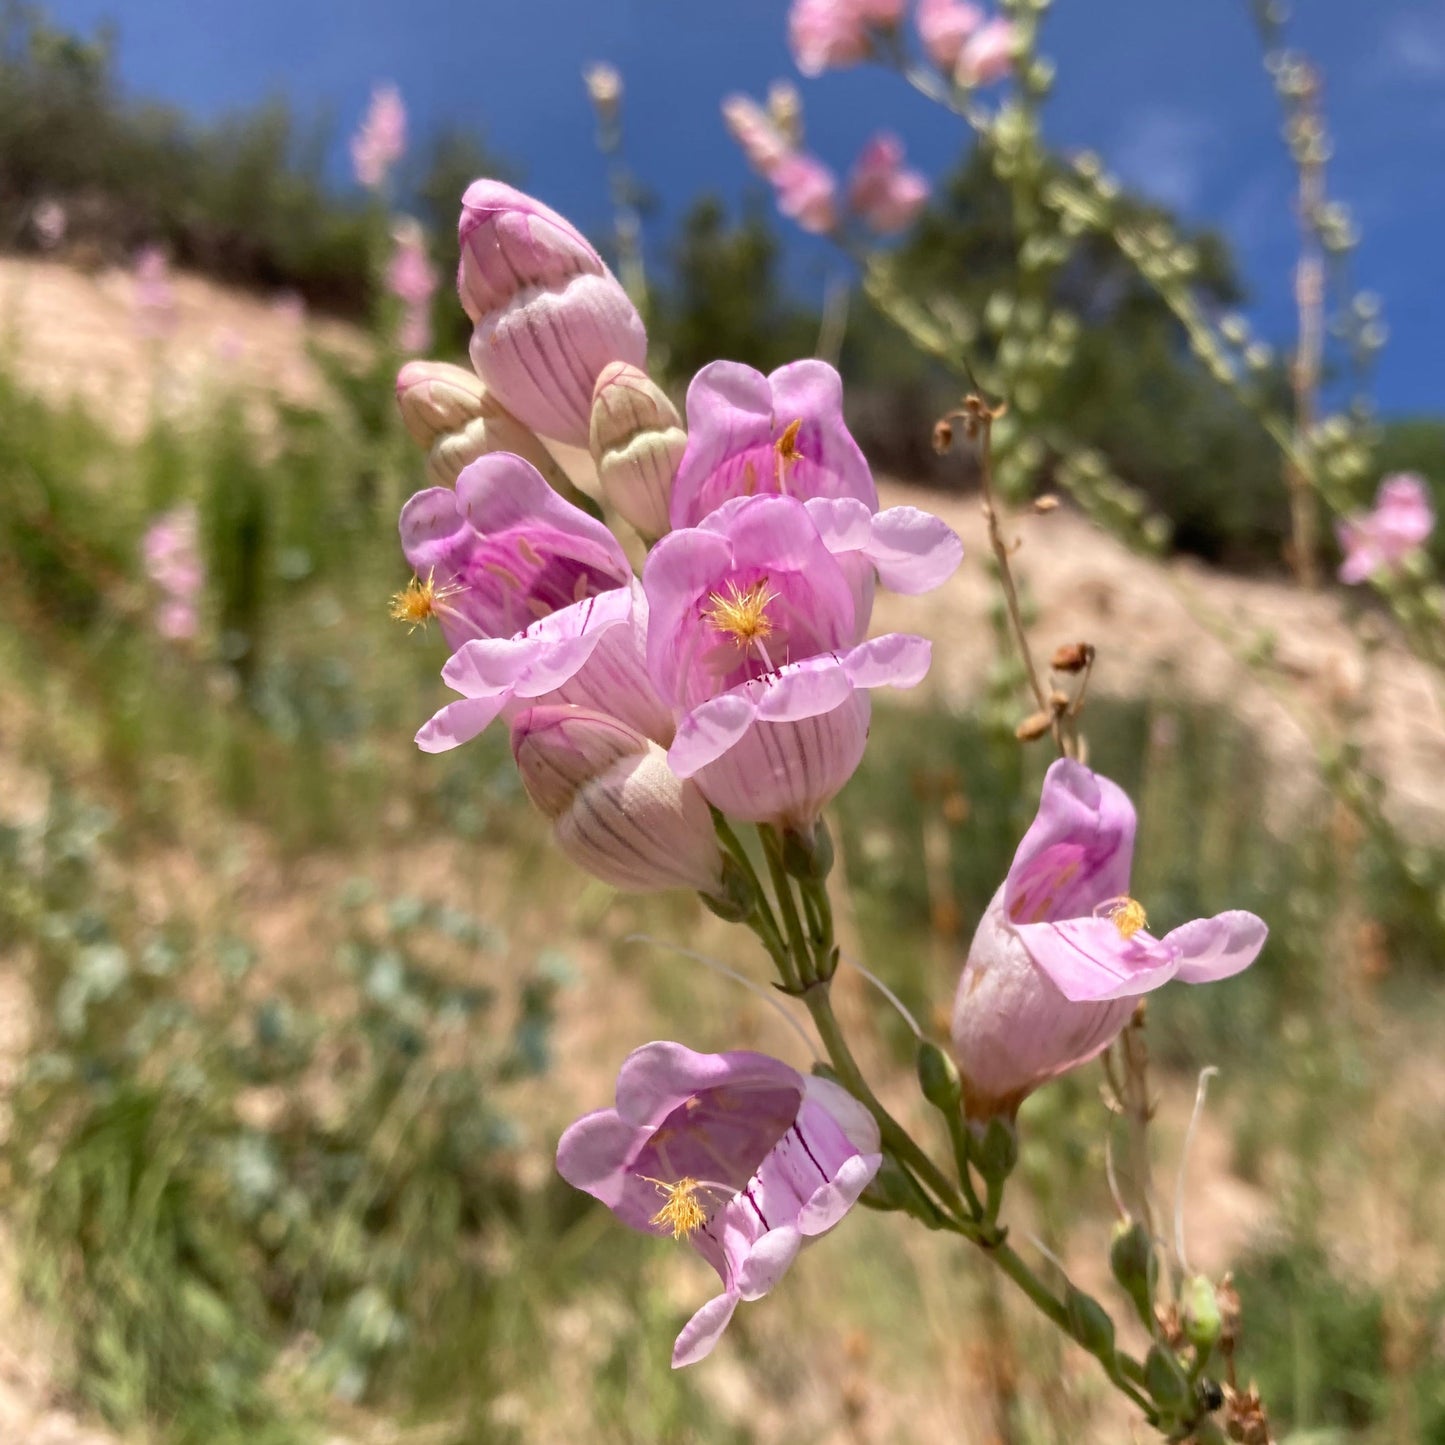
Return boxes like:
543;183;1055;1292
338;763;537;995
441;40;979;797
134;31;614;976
955;16;1016;87
387;221;438;355
788;0;904;76
351;82;407;190
721;94;793;180
1336;473;1436;584
141;504;204;641
771;152;839;235
32;199;67;249
133;245;177;339
915;0;981;70
847;133;930;233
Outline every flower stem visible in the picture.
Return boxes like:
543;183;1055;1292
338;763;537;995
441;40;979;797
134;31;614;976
759;826;816;987
801;983;970;1225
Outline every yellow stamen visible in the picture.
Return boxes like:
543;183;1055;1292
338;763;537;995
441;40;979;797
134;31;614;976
704;578;778;647
1103;896;1148;940
389;569;460;632
775;417;805;467
647;1177;709;1241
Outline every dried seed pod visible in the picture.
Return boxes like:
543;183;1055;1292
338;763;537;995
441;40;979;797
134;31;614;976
1033;494;1060;513
1015;710;1053;741
1051;641;1094;673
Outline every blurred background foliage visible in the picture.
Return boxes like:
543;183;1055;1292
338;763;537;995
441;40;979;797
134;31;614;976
3;2;1445;1443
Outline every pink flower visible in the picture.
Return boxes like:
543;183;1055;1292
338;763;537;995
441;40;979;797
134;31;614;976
671;359;876;528
669;360;962;610
133;246;176;339
397;452;631;651
458;180;648;447
950;760;1267;1118
511;706;727;896
956;17;1016;87
415;581;672;753
847;133;931;234
351;82;407;190
788;0;901;76
557;1041;881;1366
1335;473;1435;584
386;222;438;309
141;504;204;642
721;94;793;180
771;152;839;235
915;0;982;70
643;494;934;827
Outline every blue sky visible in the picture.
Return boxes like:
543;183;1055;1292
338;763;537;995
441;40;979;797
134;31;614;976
52;0;1445;413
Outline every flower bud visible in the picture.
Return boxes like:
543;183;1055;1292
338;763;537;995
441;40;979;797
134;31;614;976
395;360;560;488
1109;1217;1155;1325
973;1115;1018;1187
589;362;685;539
1181;1274;1222;1356
1144;1343;1192;1417
1064;1285;1117;1362
458;181;648;446
916;1041;963;1113
511;705;726;898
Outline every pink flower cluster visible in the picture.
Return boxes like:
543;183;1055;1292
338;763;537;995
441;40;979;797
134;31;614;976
351;82;407;191
389;180;1265;1371
387;220;438;354
140;504;204;641
1335;473;1435;585
785;0;1016;86
722;95;931;237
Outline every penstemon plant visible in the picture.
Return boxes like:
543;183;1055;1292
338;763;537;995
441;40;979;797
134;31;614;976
388;174;1276;1441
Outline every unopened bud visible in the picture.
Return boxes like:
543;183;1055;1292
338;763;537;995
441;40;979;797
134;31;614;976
395;360;558;488
858;1157;940;1224
973;1115;1018;1186
511;705;726;898
1181;1274;1222;1355
1050;641;1093;673
699;854;758;923
459;181;647;446
1064;1285;1116;1362
1109;1217;1154;1324
589;362;685;539
1015;710;1053;741
916;1041;963;1113
781;818;834;881
1032;493;1060;513
1144;1343;1192;1417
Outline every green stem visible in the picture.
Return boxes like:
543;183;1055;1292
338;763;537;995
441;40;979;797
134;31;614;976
802;985;970;1224
760;826;815;988
942;1108;986;1221
984;1239;1156;1416
715;815;798;989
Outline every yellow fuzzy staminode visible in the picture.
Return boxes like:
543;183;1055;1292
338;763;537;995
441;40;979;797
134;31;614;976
648;1178;708;1241
703;578;778;647
389;569;459;632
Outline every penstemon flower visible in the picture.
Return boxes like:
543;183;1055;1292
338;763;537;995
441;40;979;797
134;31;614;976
415;580;672;753
1335;472;1435;584
770;151;839;235
395;453;631;649
950;759;1267;1119
556;1041;881;1365
511;706;727;897
141;504;203;641
721;94;794;180
847;133;931;234
457;181;648;447
788;0;905;77
643;494;937;827
915;0;982;70
589;361;687;541
954;15;1017;88
351;82;407;190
